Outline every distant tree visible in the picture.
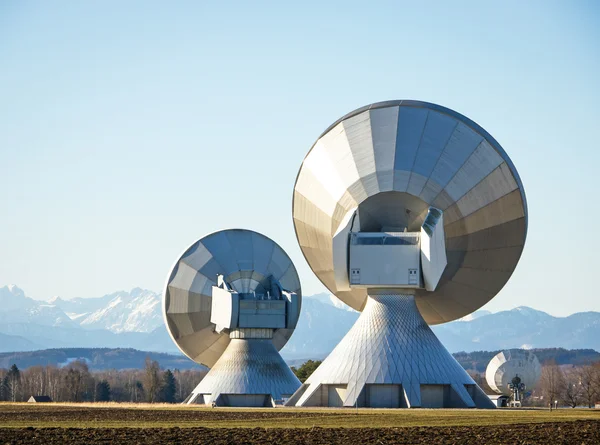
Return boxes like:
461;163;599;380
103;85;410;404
173;368;207;403
0;369;9;402
160;370;177;403
24;365;47;398
5;364;21;402
135;380;144;401
594;362;600;402
291;360;322;383
95;380;111;402
173;369;186;402
539;361;565;407
63;361;92;402
124;377;145;402
144;357;161;403
577;364;598;408
0;370;6;402
64;368;83;402
562;367;583;408
46;366;62;402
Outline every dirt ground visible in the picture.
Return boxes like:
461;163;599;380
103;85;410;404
0;421;598;444
0;404;342;423
1;404;599;444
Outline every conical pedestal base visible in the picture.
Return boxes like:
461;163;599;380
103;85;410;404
286;294;494;408
186;338;301;407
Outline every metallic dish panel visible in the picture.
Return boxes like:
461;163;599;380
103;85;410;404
293;101;527;324
370;106;398;192
485;350;541;396
163;229;302;367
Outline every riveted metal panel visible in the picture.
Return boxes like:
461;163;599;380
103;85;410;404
201;232;238;276
438;140;503;206
370;106;399;192
393;107;428;174
407;111;457;195
444;163;519;225
444;190;524;238
344;111;379;196
430;122;483;187
226;230;254;272
420;122;483;203
320;123;368;204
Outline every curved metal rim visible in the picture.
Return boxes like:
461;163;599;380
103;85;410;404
291;100;528;313
162;227;301;364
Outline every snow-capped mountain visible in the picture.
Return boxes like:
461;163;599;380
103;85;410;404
0;285;76;328
47;293;115;316
0;285;162;334
53;288;162;333
1;284;599;357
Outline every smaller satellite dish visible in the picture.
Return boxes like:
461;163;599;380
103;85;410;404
163;229;302;406
485;350;541;396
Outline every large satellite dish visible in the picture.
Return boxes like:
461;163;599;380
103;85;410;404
164;229;302;406
287;100;527;408
486;350;541;397
293;100;527;324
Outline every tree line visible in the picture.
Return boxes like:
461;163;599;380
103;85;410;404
0;358;206;403
534;360;600;408
0;358;320;402
3;357;599;407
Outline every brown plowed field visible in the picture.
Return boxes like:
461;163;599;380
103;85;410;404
1;422;599;444
0;404;342;423
1;404;599;444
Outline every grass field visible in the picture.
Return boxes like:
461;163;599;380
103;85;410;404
1;403;599;444
1;402;599;428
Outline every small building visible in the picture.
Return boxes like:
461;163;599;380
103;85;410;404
595;402;600;409
487;394;510;408
28;395;52;403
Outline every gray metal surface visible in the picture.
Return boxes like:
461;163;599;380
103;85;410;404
186;338;301;406
486;350;541;396
163;229;302;368
286;294;494;408
293;100;527;324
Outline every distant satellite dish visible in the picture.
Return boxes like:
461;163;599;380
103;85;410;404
486;350;541;397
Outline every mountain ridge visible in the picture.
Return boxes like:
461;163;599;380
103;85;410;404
1;284;599;356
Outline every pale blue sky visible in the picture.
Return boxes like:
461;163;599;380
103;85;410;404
0;1;598;315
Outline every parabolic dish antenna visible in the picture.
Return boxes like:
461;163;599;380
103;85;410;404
486;350;541;397
293;100;527;324
287;100;527;408
164;229;302;406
